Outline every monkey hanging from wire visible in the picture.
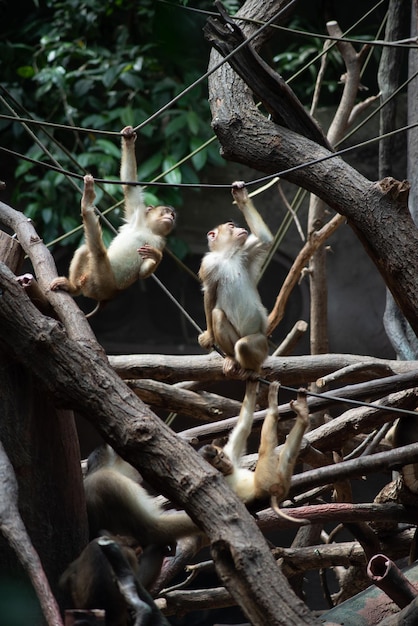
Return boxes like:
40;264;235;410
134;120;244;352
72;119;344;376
51;126;176;307
198;181;272;378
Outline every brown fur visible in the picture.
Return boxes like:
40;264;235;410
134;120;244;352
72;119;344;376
198;181;272;378
200;381;309;504
51;126;175;304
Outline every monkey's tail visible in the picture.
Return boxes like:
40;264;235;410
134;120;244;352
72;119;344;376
270;495;310;526
85;301;107;319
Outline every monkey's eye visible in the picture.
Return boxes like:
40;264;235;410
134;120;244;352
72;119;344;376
161;206;175;217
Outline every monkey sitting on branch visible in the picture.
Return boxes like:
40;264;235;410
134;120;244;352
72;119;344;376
199;381;309;516
51;126;176;306
198;181;272;378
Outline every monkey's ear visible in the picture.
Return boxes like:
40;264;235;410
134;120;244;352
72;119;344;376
145;205;156;213
212;437;228;447
199;444;218;460
207;230;217;241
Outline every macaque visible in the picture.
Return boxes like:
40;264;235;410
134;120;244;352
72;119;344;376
199;381;309;506
84;444;198;547
60;534;170;626
198;181;272;377
51;126;176;305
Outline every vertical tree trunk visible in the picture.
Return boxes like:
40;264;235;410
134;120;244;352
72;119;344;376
379;0;416;359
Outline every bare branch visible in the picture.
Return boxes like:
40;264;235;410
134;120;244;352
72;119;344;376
0;440;63;626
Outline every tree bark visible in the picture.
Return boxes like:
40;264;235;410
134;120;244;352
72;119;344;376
206;0;418;339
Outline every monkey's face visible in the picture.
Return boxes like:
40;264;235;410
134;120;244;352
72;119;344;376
146;205;176;236
199;444;234;476
207;222;248;251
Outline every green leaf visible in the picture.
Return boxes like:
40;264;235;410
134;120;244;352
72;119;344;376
163;155;181;185
187;110;200;135
95;139;121;159
190;137;207;171
17;65;35;79
167;235;189;261
74;78;94;97
42;207;53;224
137;152;163;181
121;107;135;128
164;113;188;138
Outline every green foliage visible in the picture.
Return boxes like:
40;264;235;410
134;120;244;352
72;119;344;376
0;0;220;244
273;16;345;103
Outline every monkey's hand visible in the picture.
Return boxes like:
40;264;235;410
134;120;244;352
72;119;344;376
231;180;249;209
82;174;96;208
121;126;137;143
138;244;162;264
137;245;163;278
198;330;215;351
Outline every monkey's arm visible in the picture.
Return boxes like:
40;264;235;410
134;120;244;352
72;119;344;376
232;181;273;246
224;380;258;465
254;381;281;497
120;126;144;220
198;263;218;350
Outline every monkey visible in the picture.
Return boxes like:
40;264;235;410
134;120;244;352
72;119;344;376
60;534;170;626
50;126;176;305
198;181;273;377
84;444;199;548
199;381;309;508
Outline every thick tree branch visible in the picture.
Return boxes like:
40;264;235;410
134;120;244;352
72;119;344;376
109;353;418;385
128;379;241;421
0;200;98;349
289;443;418;497
204;1;330;149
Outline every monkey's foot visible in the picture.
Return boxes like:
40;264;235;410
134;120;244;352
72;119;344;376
268;381;280;417
222;356;254;380
50;276;70;292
